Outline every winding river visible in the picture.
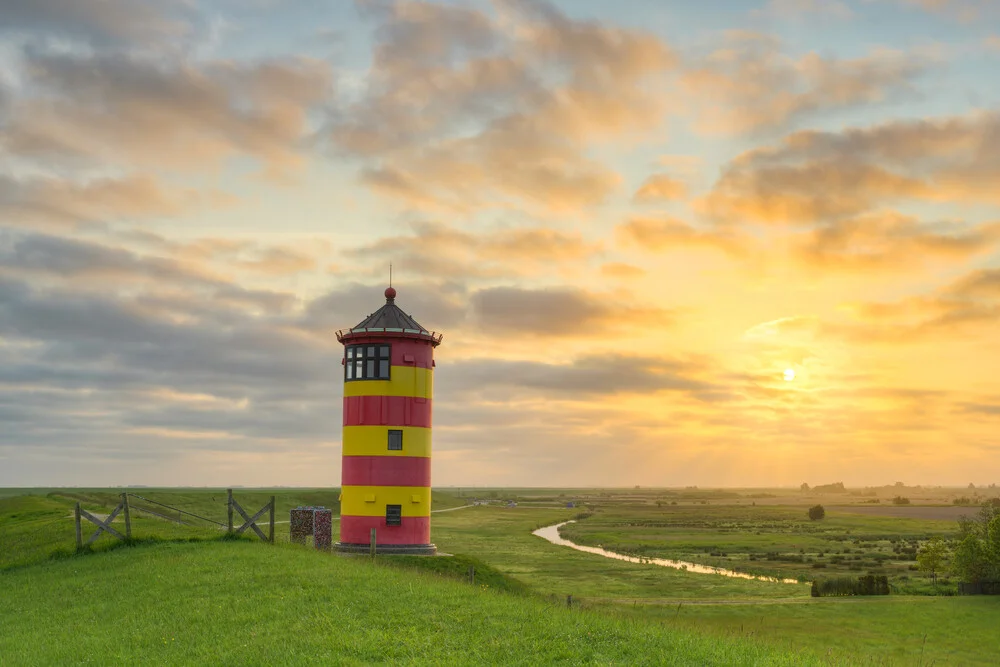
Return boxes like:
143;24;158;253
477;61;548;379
533;520;804;585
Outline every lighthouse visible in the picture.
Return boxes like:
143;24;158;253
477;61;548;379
336;286;442;554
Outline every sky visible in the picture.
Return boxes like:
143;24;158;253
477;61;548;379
1;0;999;488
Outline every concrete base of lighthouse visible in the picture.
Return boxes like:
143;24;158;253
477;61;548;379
336;542;437;556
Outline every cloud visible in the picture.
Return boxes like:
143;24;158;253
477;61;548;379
0;174;220;230
956;401;1000;417
329;0;677;213
470;285;672;337
681;32;929;134
742;316;821;340
2;51;332;177
699;111;1000;226
344;220;601;280
600;263;646;280
831;267;1000;343
0;230;224;287
947;268;1000;298
794;212;1000;271
301;281;468;333
0;0;194;47
616;216;744;255
632;173;688;202
437;354;725;401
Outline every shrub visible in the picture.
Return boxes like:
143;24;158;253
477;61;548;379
892;496;911;505
811;575;890;597
808;504;826;520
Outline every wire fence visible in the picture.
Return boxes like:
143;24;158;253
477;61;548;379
127;493;227;528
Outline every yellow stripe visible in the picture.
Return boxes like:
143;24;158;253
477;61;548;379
342;426;431;457
344;366;433;399
340;486;431;517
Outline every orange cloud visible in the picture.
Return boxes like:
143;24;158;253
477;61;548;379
699;111;1000;226
793;212;1000;271
470;285;673;337
681;32;930;134
332;0;677;214
346;221;603;279
616;216;744;255
600;262;646;280
831;268;1000;343
632;174;688;202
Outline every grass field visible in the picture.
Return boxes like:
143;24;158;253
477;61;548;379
556;502;961;593
430;506;808;600
610;596;1000;666
0;539;822;666
2;486;998;665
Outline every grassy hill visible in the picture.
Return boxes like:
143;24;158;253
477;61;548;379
3;489;997;665
0;539;820;666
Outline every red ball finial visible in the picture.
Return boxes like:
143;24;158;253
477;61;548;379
385;286;397;300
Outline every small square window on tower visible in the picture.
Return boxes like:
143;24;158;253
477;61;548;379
387;429;403;450
386;504;402;526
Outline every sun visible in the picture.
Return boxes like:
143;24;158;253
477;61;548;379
783;368;796;382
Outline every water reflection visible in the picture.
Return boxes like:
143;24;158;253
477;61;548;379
532;520;803;585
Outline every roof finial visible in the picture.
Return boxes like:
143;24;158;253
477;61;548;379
385;263;397;302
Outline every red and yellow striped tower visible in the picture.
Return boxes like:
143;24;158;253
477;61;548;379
335;286;442;554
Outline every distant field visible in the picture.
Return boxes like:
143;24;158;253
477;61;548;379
828;505;981;520
557;501;960;594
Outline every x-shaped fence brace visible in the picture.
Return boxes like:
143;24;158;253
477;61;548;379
75;493;132;549
227;490;275;543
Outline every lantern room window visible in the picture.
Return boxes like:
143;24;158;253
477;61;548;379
345;344;390;381
386;504;402;526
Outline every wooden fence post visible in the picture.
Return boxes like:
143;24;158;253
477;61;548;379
227;489;234;533
469;565;475;585
269;496;276;544
567;595;573;608
75;503;83;550
121;492;132;540
370;528;376;559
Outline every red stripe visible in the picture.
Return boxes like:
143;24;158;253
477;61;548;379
343;395;432;427
339;515;430;545
341;456;431;487
342;338;434;369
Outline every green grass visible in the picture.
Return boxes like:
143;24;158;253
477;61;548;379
605;596;1000;667
0;488;468;571
557;503;959;590
430;506;809;600
0;539;821;666
381;552;533;596
3;488;996;665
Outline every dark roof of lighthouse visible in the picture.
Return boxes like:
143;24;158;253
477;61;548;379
337;287;443;345
352;290;428;332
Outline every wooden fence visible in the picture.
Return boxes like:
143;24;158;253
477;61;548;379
227;489;275;543
74;493;132;548
74;489;275;549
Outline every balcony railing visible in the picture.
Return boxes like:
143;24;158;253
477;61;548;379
335;327;444;344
